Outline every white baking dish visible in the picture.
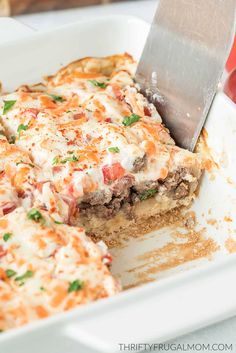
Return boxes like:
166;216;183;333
0;15;236;353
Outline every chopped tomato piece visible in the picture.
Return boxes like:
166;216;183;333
2;202;17;216
0;246;7;258
23;108;39;119
73;113;86;120
52;166;63;174
144;106;151;117
102;163;125;184
102;253;113;266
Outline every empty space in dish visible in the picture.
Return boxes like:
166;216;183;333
0;15;236;292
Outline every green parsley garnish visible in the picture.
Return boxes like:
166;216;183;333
17;124;28;137
140;188;157;201
15;270;33;282
3;233;12;242
40;286;46;291
122;114;141;126
88;80;107;89
53;155;79;164
68;279;84;293
6;269;17;278
48;94;65;102
52;156;59;165
54;220;63;224
108;147;120;153
3;100;16;114
9;136;16;144
16;159;23;166
61;155;79;164
27;209;45;223
16;160;34;168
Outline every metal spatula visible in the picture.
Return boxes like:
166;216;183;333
135;0;236;150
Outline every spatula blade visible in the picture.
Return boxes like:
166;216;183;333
136;0;236;150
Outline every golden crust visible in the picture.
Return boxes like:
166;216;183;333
46;53;135;85
86;203;191;248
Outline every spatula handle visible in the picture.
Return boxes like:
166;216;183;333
224;68;236;104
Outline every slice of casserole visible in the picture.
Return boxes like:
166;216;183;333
0;207;119;331
0;129;70;222
0;54;202;242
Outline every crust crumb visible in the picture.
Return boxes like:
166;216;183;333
227;177;234;185
224;216;233;222
90;206;188;248
225;237;236;253
124;229;219;289
207;218;218;226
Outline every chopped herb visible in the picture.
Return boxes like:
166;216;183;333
40;286;46;291
70;155;79;162
61;155;79;164
16;159;23;166
68;279;84;293
140;188;157;201
53;155;79;165
54;220;63;224
122;114;141;126
15;270;33;283
6;269;16;278
27;209;45;223
52;156;59;165
17;124;28;137
3;100;16;114
88;80;107;89
16;160;34;168
108;147;120;153
48;94;65;102
9;136;16;144
3;233;12;242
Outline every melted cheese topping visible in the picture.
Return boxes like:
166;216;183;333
0;54;201;222
0;208;118;330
